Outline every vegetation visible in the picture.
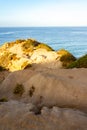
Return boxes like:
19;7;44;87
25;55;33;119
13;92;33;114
36;43;54;51
5;39;25;48
0;52;20;70
10;54;19;60
0;97;8;102
0;66;6;71
15;39;25;44
67;54;87;68
21;61;32;69
29;86;35;97
22;39;35;51
0;51;12;69
57;49;76;68
22;39;53;52
13;84;25;96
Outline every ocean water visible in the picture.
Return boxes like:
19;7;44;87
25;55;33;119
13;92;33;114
0;27;87;58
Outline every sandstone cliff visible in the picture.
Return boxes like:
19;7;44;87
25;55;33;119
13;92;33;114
0;39;76;71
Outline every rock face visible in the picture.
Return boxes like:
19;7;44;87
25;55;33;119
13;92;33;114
0;67;87;130
0;39;58;71
0;68;87;112
0;100;87;130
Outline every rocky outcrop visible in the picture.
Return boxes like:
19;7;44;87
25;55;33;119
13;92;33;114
0;66;87;130
0;39;75;71
0;100;87;130
0;68;87;112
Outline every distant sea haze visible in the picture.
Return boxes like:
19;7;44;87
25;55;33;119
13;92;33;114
0;27;87;58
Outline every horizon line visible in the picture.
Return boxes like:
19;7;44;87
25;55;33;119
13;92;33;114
0;25;87;28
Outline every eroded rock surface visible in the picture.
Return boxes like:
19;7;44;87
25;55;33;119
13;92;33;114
0;101;87;130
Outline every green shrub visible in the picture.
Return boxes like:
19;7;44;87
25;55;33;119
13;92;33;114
68;54;87;68
22;39;54;52
13;84;25;96
0;97;8;102
57;49;76;68
36;43;54;51
27;39;40;47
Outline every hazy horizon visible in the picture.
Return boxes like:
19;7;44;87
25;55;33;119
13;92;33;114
0;26;87;28
0;0;87;27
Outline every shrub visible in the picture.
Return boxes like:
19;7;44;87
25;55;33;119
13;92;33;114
57;49;76;68
68;54;87;68
24;64;32;69
13;84;25;96
27;39;40;46
16;39;25;44
36;43;54;51
0;97;8;102
0;51;12;69
22;39;54;52
29;86;35;97
10;54;19;60
0;66;6;71
21;61;32;69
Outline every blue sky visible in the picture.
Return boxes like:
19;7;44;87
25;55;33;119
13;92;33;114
0;0;87;27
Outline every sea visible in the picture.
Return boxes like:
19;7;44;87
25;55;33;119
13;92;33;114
0;27;87;58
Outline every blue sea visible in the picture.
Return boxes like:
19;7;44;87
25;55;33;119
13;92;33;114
0;27;87;58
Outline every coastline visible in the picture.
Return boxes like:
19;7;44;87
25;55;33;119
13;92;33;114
0;27;87;58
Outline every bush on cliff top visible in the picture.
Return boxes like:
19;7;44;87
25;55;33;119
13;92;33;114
67;54;87;68
22;39;54;52
57;49;76;68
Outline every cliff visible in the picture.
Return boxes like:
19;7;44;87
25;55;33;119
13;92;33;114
0;39;76;71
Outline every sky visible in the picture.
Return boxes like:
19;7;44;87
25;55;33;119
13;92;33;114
0;0;87;27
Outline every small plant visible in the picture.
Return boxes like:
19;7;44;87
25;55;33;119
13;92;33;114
21;61;32;70
29;86;35;97
16;39;25;44
36;43;54;51
0;66;6;71
0;97;8;102
10;54;18;60
13;83;25;96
